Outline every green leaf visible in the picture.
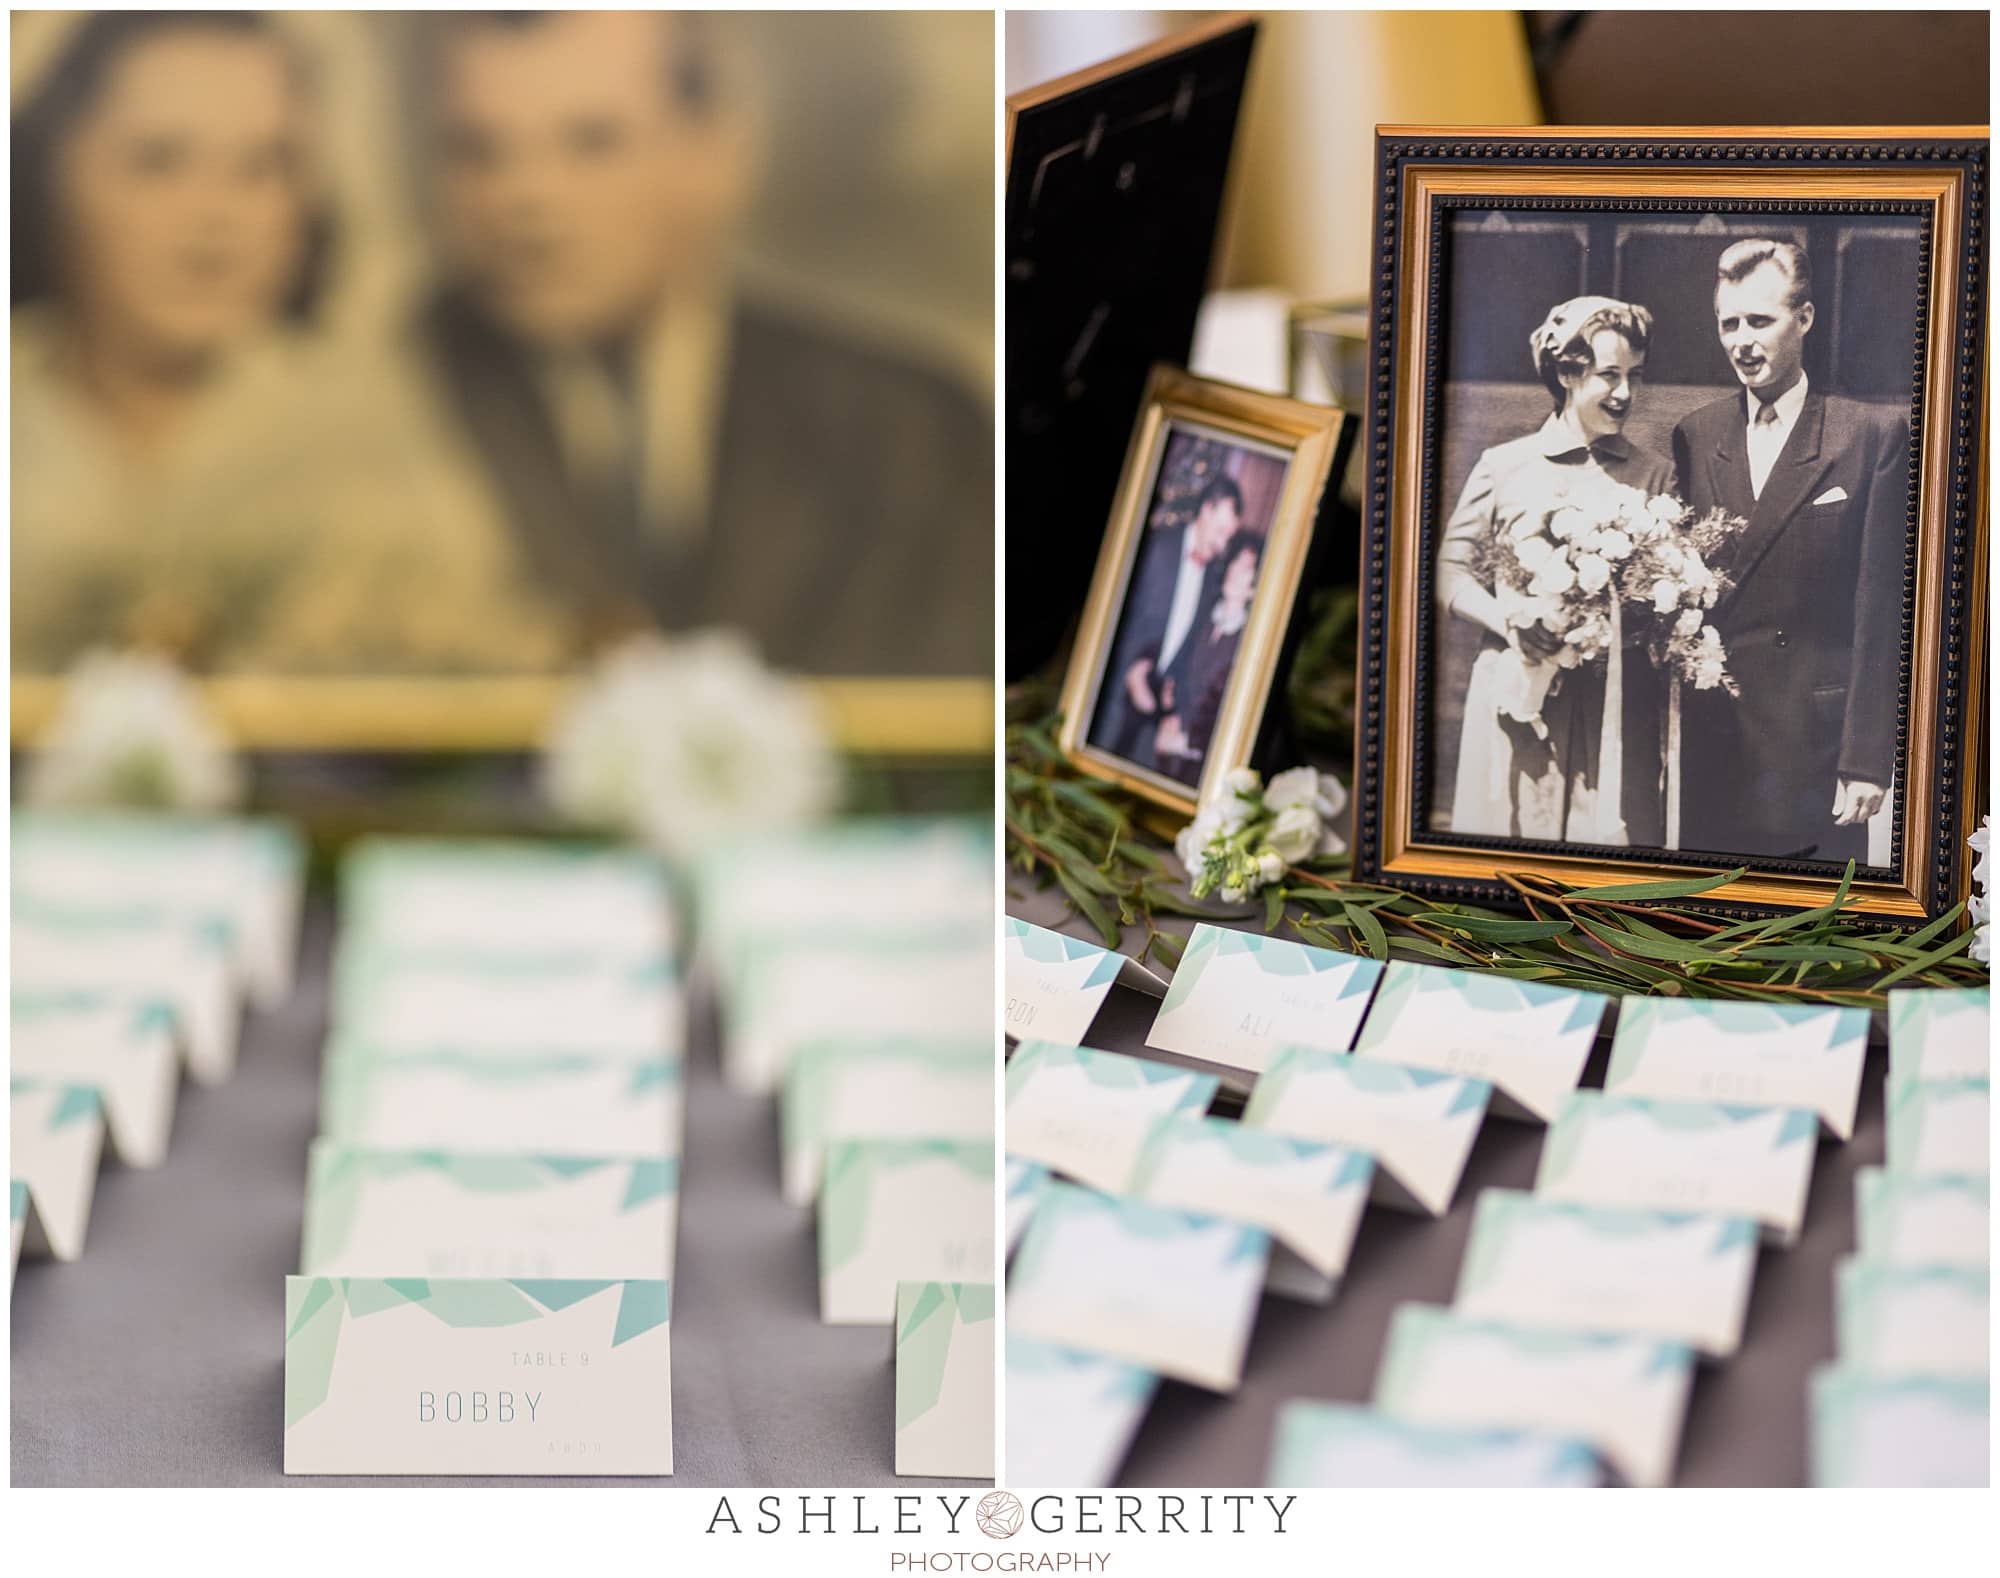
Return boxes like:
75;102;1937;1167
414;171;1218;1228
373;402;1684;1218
1563;868;1747;902
1263;886;1285;932
1054;867;1119;947
1343;902;1391;961
1438;915;1575;942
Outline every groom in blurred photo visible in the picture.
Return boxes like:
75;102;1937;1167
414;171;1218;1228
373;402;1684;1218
1669;239;1912;864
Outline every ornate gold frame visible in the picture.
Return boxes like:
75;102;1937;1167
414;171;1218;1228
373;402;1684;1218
1362;127;1989;923
1057;366;1345;815
8;675;993;757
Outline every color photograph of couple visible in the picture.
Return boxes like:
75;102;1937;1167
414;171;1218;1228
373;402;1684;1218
1426;213;1919;870
1085;425;1288;789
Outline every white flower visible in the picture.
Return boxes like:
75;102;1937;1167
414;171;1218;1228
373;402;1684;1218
1651;578;1680;614
1547;507;1587;542
1507;513;1545;544
1693;656;1728;691
1264;766;1321;813
25;650;243;811
1315;821;1348;857
1574;553;1611;594
1675;607;1704;637
1529;554;1577;597
1257;850;1285;884
541;631;840;860
1268;804;1322;864
1596;528;1634;561
1219;883;1246;904
1174;807;1223;874
1645;493;1686;525
1970;817;1992;965
1513;535;1554;573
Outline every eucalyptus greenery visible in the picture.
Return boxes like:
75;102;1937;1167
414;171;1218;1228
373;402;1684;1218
1007;697;1985;1009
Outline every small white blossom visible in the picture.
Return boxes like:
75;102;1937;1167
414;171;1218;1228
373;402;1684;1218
1651;578;1680;614
1574;553;1611;594
1268;804;1322;863
1596;527;1634;561
1256;850;1285;884
1529;554;1577;597
1675;607;1704;638
1970;817;1991;965
1547;507;1587;542
25;650;244;811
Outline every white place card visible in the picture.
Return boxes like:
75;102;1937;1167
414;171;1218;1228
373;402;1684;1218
1008;1180;1270;1393
1834;1259;1988;1381
1004;918;1125;1045
1353;962;1607;1123
1888;986;1990;1084
320;1052;681;1158
11;994;180;1167
1006;1335;1160;1489
1129;1116;1373;1302
1809;1368;1989;1487
1537;1092;1818;1244
1145;925;1383;1074
283;1276;671;1475
11;1180;32;1282
1267;1401;1603;1488
1243;1047;1490;1215
9;1081;106;1263
894;1281;995;1480
1455;1190;1760;1358
302;1143;677;1280
817;1140;994;1325
1005;1158;1050;1256
1885;1076;1990;1178
1605;998;1869;1140
779;1039;990;1205
1375;1304;1694;1488
1004;1042;1217;1195
1853;1168;1988;1268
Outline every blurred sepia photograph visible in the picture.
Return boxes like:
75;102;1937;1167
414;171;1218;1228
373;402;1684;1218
12;8;993;681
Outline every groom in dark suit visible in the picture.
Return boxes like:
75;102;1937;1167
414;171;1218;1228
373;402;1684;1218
1670;239;1912;864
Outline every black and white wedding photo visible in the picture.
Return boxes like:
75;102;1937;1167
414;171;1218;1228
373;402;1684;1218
1424;209;1922;870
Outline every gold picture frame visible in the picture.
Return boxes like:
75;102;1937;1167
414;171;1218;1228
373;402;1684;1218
1357;127;1989;925
1057;366;1346;815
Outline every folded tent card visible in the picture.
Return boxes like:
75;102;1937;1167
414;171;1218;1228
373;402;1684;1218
282;1276;672;1476
1242;1046;1490;1216
1351;961;1608;1123
1833;1259;1989;1382
1884;1076;1990;1179
1266;1400;1603;1489
779;1037;991;1206
10;993;180;1168
1373;1303;1695;1489
1127;1115;1373;1303
1005;1334;1160;1489
1887;985;1990;1084
1005;1158;1050;1256
1004;1041;1218;1196
302;1143;677;1281
9;1080;106;1263
1536;1091;1818;1245
1003;918;1168;1043
1007;1179;1270;1393
893;1281;995;1480
1809;1369;1990;1488
817;1138;994;1325
1145;924;1383;1074
1454;1190;1760;1360
1853;1168;1988;1268
1605;998;1869;1141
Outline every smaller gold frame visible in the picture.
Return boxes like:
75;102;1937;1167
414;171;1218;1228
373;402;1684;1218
1057;366;1345;815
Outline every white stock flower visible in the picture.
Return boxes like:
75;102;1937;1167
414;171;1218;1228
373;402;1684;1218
1175;806;1224;873
1264;766;1321;812
1512;535;1554;573
1267;804;1322;863
1675;607;1704;637
1970;817;1991;965
1693;656;1728;691
1651;578;1680;614
541;631;840;859
1596;528;1634;561
1257;850;1285;884
1529;554;1577;597
25;650;244;811
1547;507;1587;542
1645;494;1685;525
1574;553;1611;594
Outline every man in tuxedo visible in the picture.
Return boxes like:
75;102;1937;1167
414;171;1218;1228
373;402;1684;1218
1090;475;1243;771
1670;239;1911;863
413;11;991;675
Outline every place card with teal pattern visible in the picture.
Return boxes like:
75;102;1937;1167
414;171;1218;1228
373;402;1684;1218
1005;1334;1160;1488
1854;1168;1988;1268
1004;1042;1218;1195
283;1276;671;1475
10;1180;30;1282
11;993;179;1168
320;1051;681;1158
1005;1158;1050;1256
8;1080;105;1263
1351;962;1607;1124
894;1280;995;1479
1834;1259;1988;1380
1605;999;1869;1140
1145;925;1383;1074
1888;986;1990;1084
1266;1400;1602;1488
1242;1047;1489;1215
1004;918;1127;1044
1008;1180;1270;1392
780;1038;990;1205
1536;1092;1817;1244
1809;1368;1989;1487
1455;1190;1759;1358
1885;1076;1990;1178
818;1139;994;1325
1374;1304;1694;1488
1128;1116;1373;1302
302;1142;677;1280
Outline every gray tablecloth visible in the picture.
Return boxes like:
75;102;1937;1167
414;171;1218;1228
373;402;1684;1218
1006;883;1875;1488
12;903;969;1488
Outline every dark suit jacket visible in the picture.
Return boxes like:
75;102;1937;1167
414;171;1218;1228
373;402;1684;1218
1670;388;1911;862
1090;522;1191;765
418;289;993;676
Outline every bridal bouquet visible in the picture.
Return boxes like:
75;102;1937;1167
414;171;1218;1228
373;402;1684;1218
1473;481;1749;728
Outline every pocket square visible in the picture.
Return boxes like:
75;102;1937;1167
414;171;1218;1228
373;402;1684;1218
1813;486;1849;506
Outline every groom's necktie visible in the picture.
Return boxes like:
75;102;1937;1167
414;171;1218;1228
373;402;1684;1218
1748;399;1783;499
